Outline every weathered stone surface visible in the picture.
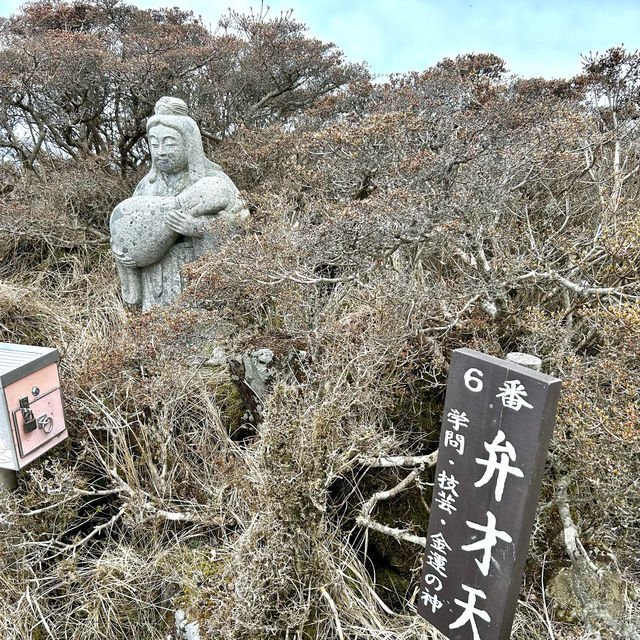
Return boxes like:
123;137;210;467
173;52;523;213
110;96;248;311
204;344;227;367
172;609;200;640
229;348;276;423
546;565;636;637
110;196;178;267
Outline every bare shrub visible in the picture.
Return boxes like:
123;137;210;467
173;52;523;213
0;7;639;637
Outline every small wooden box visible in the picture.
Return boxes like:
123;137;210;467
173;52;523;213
0;343;67;470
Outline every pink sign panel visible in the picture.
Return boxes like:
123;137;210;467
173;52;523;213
4;363;67;469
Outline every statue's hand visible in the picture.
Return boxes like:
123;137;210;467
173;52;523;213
176;177;231;217
112;247;137;268
166;208;205;238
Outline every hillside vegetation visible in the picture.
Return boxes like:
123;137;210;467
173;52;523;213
0;2;638;639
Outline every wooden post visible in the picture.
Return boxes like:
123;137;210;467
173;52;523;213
417;348;561;640
506;352;542;372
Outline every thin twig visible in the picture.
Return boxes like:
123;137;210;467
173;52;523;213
46;506;126;556
355;515;427;548
359;451;437;469
556;476;598;572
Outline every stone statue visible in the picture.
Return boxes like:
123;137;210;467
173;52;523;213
110;96;248;310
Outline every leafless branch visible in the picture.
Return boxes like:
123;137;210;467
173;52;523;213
356;465;428;548
359;451;438;469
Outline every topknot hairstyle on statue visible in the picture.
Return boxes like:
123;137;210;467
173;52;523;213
153;96;190;117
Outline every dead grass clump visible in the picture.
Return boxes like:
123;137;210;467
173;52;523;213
0;281;73;345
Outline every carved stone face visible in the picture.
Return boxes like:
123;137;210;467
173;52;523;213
148;123;188;175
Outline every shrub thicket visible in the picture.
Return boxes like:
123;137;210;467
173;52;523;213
0;2;638;639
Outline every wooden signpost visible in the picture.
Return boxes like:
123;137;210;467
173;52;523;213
417;348;561;640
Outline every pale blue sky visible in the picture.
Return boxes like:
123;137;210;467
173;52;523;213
1;0;638;79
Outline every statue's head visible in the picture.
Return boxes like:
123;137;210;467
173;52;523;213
146;97;207;185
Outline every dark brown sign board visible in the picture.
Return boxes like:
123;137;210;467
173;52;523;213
417;348;561;640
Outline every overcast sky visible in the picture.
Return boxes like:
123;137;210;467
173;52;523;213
2;0;638;79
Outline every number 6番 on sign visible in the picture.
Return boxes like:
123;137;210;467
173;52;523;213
417;348;561;640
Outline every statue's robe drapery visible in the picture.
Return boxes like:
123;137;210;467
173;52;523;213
116;159;247;311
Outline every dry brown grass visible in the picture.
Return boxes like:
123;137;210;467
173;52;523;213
0;46;639;640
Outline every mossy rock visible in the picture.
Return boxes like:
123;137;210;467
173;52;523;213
546;565;626;624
